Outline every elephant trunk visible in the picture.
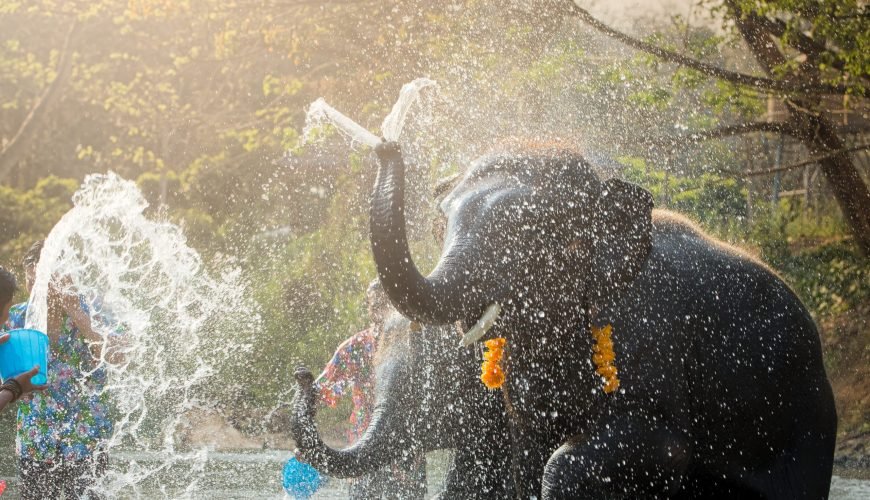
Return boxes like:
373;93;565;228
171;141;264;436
370;142;478;325
290;365;416;478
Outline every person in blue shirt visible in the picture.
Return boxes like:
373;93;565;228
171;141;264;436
4;241;116;499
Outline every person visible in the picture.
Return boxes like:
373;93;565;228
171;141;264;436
314;279;426;499
0;266;18;326
315;280;387;443
4;241;115;500
0;268;47;412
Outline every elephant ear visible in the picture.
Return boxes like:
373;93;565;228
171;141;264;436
589;178;653;304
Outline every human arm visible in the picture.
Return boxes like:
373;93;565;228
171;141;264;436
47;277;97;340
46;278;125;364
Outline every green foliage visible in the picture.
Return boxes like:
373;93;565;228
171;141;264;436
777;241;868;316
619;155;747;232
0;175;77;283
725;0;869;94
135;170;181;207
748;198;867;316
700;80;764;118
627;87;672;110
243;163;375;405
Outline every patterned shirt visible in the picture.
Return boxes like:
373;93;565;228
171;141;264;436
4;302;113;463
315;327;376;442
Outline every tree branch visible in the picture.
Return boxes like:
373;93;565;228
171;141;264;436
730;6;868;87
640;121;799;148
733;144;870;177
0;22;78;182
757;17;823;58
759;17;854;76
566;2;851;95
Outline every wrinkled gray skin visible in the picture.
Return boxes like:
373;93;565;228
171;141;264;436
290;313;512;498
369;142;836;499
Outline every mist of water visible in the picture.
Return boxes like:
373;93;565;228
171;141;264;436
303;98;382;148
25;172;258;497
381;78;438;142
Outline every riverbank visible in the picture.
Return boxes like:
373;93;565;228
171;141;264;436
821;299;869;471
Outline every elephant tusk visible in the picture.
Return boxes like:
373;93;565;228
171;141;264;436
461;303;501;347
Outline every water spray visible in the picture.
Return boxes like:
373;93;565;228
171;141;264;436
302;77;437;148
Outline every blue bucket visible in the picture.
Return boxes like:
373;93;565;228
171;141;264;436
282;457;323;499
0;329;49;385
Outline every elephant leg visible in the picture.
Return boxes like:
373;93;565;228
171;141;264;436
541;414;689;499
509;424;555;499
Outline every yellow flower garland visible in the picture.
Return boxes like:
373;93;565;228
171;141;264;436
591;324;620;394
480;337;506;389
476;327;619;394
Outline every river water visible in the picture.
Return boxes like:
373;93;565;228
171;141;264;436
0;449;865;498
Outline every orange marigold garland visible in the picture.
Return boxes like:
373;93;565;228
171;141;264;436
480;337;506;389
591;324;620;394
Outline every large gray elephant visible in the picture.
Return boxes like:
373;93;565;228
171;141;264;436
290;313;512;498
368;141;837;499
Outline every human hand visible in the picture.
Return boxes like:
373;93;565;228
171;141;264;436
12;365;48;395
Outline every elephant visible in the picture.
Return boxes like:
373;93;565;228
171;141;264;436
368;141;837;499
290;312;513;498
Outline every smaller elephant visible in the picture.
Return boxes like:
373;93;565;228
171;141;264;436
290;313;513;498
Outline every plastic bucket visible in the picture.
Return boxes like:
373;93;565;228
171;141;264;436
0;329;49;385
282;457;323;499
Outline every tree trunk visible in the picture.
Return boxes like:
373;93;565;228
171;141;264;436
0;23;78;183
792;111;870;253
567;1;870;253
727;2;870;254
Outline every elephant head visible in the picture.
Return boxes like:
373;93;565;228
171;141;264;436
369;142;653;497
369;141;653;342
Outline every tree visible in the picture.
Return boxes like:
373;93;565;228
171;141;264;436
567;0;870;254
0;23;78;181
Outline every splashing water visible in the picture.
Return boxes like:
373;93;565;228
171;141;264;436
303;98;382;148
380;78;437;142
25;172;257;498
302;77;437;148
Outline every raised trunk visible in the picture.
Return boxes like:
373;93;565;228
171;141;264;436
290;361;417;478
370;142;478;324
